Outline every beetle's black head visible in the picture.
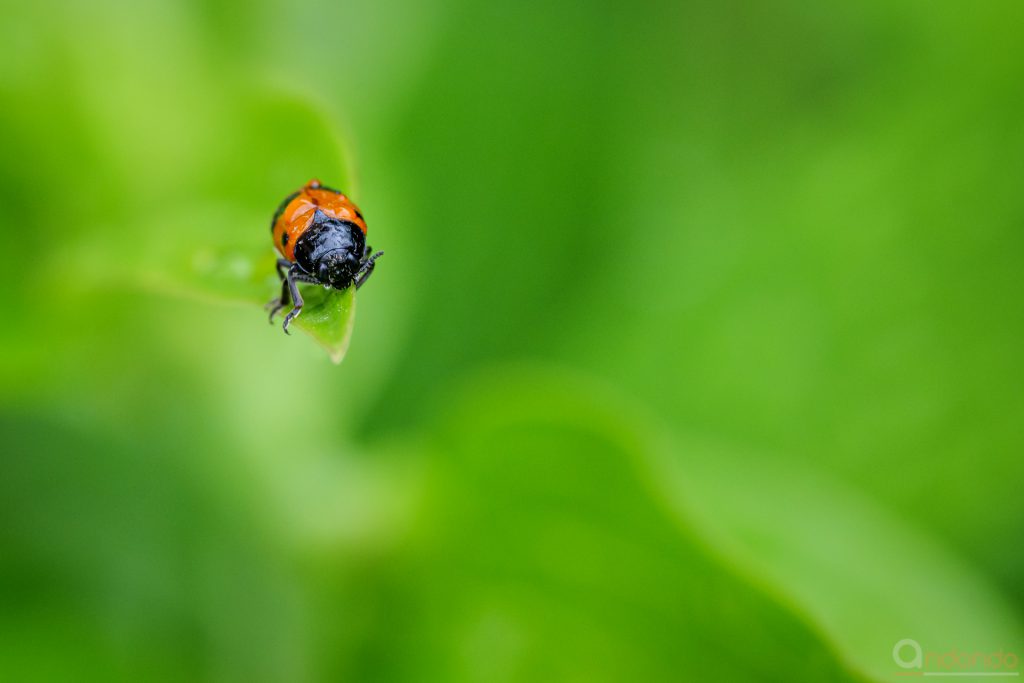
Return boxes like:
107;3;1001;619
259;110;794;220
293;211;366;290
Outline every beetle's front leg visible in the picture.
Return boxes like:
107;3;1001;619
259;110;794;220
265;259;295;323
354;250;384;290
281;265;305;334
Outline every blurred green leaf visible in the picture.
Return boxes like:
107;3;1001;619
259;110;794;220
664;439;1024;682
423;370;1024;682
377;370;866;683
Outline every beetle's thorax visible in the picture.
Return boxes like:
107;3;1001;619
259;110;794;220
293;211;366;289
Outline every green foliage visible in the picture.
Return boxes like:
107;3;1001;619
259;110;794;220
2;0;1024;681
399;375;867;682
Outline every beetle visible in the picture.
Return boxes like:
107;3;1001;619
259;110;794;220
266;179;383;333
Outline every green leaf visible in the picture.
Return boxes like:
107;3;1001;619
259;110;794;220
127;215;358;364
387;371;867;682
663;440;1024;683
417;369;1024;683
284;285;356;364
48;84;365;364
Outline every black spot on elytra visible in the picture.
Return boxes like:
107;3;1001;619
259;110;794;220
281;232;289;247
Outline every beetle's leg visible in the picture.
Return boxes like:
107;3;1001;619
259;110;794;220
354;250;384;290
281;265;305;334
265;259;295;322
266;279;290;323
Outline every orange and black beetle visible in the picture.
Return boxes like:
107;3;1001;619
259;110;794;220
266;179;383;333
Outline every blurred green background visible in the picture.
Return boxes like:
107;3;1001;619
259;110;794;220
2;0;1023;681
